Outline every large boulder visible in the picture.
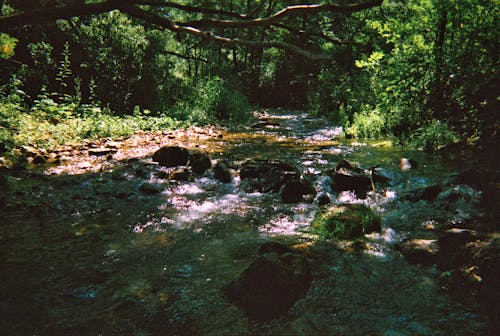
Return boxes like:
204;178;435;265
152;146;189;167
331;159;389;198
188;151;211;175
281;179;316;203
239;160;299;193
311;204;381;240
224;242;311;322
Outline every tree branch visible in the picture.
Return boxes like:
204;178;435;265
120;4;330;61
0;0;119;29
273;23;364;46
0;1;382;60
177;1;383;29
129;0;251;20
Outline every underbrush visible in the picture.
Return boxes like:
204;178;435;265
0;98;181;166
0;74;253;167
171;76;251;125
407;119;460;152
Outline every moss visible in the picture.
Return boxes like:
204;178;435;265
311;204;381;240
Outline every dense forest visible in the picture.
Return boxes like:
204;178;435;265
1;0;498;164
1;1;499;335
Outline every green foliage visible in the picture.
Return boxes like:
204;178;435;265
0;33;18;59
347;109;386;139
409;119;460;152
311;204;381;240
173;76;251;125
308;0;498;144
62;11;149;113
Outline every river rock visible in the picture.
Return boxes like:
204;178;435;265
438;228;478;269
168;168;194;181
399;158;417;170
317;193;331;206
188;151;211;175
281;179;316;203
88;148;117;156
397;239;439;266
214;161;232;183
32;154;47;165
152;146;189;167
404;184;443;202
139;183;163;195
453;168;498;192
224;242;311;321
331;159;389;197
240;160;299;193
476;238;500;329
311;204;381;240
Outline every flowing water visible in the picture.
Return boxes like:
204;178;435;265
0;109;494;335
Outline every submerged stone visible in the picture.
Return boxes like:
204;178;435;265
224;242;311;321
311;204;381;240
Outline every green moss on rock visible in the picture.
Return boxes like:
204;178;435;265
311;204;381;240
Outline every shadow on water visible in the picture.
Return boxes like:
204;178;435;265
0;109;497;335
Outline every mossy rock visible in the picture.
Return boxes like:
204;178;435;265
311;204;381;240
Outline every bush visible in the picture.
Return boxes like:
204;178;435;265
409;119;460;152
311;204;381;240
172;76;251;125
347;109;386;138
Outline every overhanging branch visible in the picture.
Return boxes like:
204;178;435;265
0;1;383;60
177;1;383;29
0;0;119;29
120;4;330;61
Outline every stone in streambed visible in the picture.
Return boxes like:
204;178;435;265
397;239;439;266
214;161;232;183
311;204;381;240
168;167;194;182
224;242;311;321
139;183;163;195
152;146;189;167
281;179;316;203
399;158;418;170
239;160;299;193
331;159;389;198
188;151;211;175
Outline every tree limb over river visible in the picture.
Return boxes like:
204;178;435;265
0;0;382;60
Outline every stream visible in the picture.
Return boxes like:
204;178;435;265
0;109;497;335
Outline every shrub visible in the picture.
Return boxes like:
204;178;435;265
311;204;381;240
172;76;251;125
347;109;386;138
409;119;460;152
